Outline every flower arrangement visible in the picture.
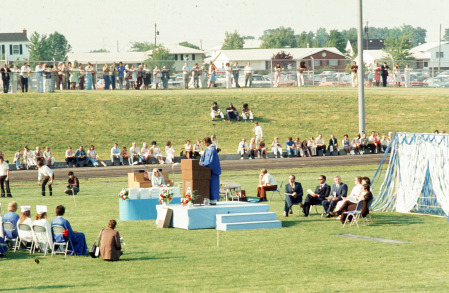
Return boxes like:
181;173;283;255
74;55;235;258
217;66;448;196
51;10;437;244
118;188;129;201
181;188;199;207
159;185;174;205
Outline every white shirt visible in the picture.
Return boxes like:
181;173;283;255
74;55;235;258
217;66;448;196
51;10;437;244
88;149;97;159
35;65;43;76
165;146;175;155
244;66;252;74
20;65;30;77
254;125;263;137
38;165;53;181
238;141;248;152
262;173;277;186
130;146;140;157
0;162;9;176
368;136;375;142
315;137;324;145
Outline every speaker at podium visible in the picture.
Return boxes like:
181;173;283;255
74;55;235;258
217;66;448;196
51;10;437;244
181;159;211;204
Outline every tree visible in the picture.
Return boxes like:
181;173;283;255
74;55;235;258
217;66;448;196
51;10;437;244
243;36;255;39
221;31;244;50
130;41;155;52
383;34;415;63
260;27;296;49
179;41;200;50
90;48;110;53
315;27;328;47
146;46;174;71
27;32;49;61
47;31;71;60
296;31;318;48
327;30;346;52
401;25;426;47
272;51;295;69
444;29;449;41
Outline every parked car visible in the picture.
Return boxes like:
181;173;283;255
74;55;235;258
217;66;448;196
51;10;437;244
387;75;428;87
237;74;271;87
319;76;339;86
424;77;449;88
279;74;297;86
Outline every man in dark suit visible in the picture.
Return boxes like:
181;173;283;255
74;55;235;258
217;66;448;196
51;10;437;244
302;175;331;217
283;175;303;217
323;175;348;217
381;62;389;87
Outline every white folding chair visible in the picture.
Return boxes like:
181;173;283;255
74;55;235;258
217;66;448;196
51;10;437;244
343;200;364;228
17;224;35;254
32;225;51;256
269;181;284;201
2;222;18;252
51;225;74;257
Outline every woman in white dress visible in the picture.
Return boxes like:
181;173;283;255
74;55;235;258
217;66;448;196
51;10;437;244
33;205;53;252
225;63;232;89
273;64;281;87
165;141;175;164
17;206;35;243
200;66;208;88
130;65;137;89
153;66;161;89
393;63;401;87
404;64;412;88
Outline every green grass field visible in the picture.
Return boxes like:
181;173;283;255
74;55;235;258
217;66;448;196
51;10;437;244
2;165;449;292
0;87;448;161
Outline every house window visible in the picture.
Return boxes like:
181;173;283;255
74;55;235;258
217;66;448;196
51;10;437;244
192;54;195;61
13;45;20;55
313;60;321;66
329;59;339;66
424;62;428;67
174;54;178;61
181;54;184;61
436;52;444;58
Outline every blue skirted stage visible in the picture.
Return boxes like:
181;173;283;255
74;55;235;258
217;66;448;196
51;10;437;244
156;202;281;230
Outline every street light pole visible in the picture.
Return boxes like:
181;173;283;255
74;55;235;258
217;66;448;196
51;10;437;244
357;0;365;135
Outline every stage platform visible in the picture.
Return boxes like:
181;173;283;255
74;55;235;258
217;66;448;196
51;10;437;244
156;201;281;230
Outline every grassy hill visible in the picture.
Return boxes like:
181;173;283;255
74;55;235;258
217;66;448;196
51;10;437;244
0;87;447;161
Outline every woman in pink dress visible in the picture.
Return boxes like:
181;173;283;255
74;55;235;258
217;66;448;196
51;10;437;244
374;62;381;87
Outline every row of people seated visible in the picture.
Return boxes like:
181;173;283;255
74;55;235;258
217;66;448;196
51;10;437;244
211;102;254;122
0;202;87;256
282;175;373;225
13;146;56;170
237;132;393;159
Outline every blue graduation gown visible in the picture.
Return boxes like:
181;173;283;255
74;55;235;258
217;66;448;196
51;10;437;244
201;145;221;201
2;212;19;239
51;216;87;256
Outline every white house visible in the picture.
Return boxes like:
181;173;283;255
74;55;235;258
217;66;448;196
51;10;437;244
205;47;346;71
410;41;449;69
353;50;389;66
66;52;149;70
146;44;205;71
0;29;29;61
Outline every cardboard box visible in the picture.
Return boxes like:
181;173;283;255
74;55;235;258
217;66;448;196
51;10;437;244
156;207;173;228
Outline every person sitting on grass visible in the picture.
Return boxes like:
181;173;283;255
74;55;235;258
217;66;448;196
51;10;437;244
300;140;310;157
238;138;249;159
43;146;56;168
37;160;54;196
129;142;141;165
360;133;371;154
210;102;225;121
51;205;87;256
367;131;377;153
258;139;268;159
283;174;303;217
141;142;151;164
87;145;100;167
75;145;87;167
182;140;193;159
150;141;164;164
151;168;165;187
121;146;130;165
380;135;388;152
110;143;122;165
225;103;240;123
294;137;302;157
328;134;338;152
249;138;257;159
65;146;76;167
100;219;123;262
271;137;283;158
256;169;277;202
13;149;23;170
352;134;362;154
286;137;297;157
241;103;254;122
307;137;317;156
64;171;80;195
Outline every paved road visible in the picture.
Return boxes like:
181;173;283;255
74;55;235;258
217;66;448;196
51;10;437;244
9;154;387;182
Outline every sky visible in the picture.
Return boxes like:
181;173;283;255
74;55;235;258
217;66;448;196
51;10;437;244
2;0;448;53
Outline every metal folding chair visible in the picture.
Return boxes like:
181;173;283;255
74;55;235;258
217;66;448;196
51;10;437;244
2;222;18;252
361;199;374;225
343;200;364;228
269;181;284;201
32;225;51;256
17;224;35;254
51;225;75;257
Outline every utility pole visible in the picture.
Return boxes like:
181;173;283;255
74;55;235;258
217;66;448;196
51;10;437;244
154;23;157;47
200;39;203;50
438;24;441;73
357;0;365;135
365;21;369;50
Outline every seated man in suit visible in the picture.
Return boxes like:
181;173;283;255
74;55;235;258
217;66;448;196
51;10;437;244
323;175;348;217
302;175;331;217
283;175;303;217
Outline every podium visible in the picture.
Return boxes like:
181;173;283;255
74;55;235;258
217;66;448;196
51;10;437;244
181;159;211;204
